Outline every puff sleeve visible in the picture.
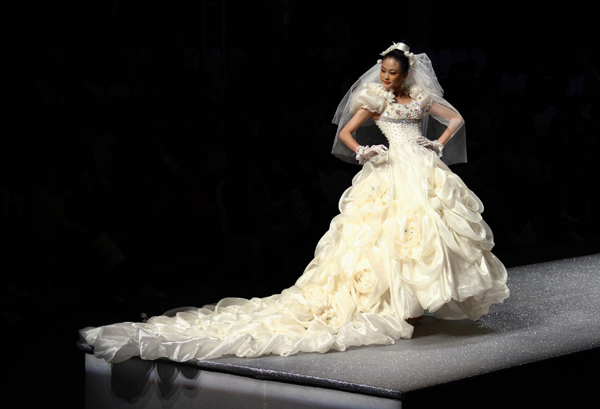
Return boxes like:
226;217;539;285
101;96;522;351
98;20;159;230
406;85;433;111
348;82;395;115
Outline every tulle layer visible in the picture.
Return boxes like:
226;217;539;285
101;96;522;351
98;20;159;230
80;142;509;363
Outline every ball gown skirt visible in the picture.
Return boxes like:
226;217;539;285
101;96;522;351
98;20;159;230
80;132;510;364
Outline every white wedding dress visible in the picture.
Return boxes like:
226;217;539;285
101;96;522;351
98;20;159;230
80;83;510;364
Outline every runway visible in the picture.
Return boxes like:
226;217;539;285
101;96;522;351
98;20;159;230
79;253;600;408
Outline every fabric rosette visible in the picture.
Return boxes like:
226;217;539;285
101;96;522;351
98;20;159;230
339;159;392;218
362;82;396;105
352;259;377;294
348;82;395;115
430;169;487;239
349;256;384;312
301;285;353;331
384;199;437;263
428;167;495;263
403;84;429;106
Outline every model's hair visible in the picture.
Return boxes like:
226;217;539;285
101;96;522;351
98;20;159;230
382;49;410;74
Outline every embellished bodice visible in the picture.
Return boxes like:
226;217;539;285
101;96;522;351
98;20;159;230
375;100;425;145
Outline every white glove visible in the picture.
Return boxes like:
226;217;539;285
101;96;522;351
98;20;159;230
355;144;388;165
416;136;444;158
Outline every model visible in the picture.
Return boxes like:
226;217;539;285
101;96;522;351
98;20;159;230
80;42;509;363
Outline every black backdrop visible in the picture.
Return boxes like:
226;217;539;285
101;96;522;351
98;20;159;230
1;1;598;407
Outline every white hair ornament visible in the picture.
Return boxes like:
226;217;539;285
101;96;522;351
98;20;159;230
377;42;416;68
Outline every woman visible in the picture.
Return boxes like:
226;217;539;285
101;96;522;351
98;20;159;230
80;42;509;364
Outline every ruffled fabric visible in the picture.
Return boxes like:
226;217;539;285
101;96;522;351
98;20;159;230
348;82;434;115
81;286;412;364
80;141;509;364
404;84;432;111
348;82;395;115
381;143;509;320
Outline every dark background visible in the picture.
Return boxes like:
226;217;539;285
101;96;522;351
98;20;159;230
1;1;598;407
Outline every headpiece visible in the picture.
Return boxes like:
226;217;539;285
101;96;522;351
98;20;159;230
377;42;416;68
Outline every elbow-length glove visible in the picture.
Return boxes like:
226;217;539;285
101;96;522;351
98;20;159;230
416;136;444;158
355;145;388;165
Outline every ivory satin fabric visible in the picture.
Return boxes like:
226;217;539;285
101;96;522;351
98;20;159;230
80;84;509;363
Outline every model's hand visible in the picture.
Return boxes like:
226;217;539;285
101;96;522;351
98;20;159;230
355;144;388;165
416;137;444;158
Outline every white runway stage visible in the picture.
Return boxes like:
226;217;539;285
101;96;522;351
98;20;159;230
79;253;600;408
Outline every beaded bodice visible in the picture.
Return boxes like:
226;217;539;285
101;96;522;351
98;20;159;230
375;99;425;145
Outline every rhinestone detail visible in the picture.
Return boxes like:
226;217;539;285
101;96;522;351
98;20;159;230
376;99;425;145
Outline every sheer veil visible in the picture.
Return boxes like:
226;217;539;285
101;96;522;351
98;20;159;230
331;44;467;166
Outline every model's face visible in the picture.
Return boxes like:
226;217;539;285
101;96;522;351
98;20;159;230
380;58;407;91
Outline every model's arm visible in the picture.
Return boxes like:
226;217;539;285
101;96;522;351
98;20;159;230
339;108;374;152
428;102;464;145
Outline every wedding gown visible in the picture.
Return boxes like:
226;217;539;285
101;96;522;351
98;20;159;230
80;83;510;363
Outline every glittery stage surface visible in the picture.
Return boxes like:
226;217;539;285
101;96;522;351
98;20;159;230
184;254;600;397
80;254;600;401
